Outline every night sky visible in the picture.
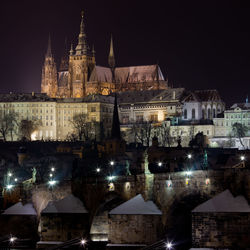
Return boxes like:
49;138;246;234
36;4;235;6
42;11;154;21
0;0;250;106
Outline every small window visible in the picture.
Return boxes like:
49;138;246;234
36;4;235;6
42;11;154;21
184;109;187;119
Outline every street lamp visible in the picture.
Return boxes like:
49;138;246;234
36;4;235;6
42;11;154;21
8;172;12;177
158;162;162;167
96;168;100;173
80;239;86;246
240;155;245;161
110;161;114;166
187;154;192;159
166;242;173;249
9;236;17;244
6;184;13;190
108;176;115;181
14;178;18;182
48;180;56;186
49;173;53;177
186;171;192;177
51;167;55;172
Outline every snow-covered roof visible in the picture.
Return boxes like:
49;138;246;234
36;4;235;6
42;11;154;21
3;202;37;215
109;194;162;215
41;194;88;214
192;190;250;213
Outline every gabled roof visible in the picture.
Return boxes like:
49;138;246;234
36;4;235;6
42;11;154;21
41;194;88;214
109;194;162;215
3;202;37;215
194;89;222;102
192;190;250;213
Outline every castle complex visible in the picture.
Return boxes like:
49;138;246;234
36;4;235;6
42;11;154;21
41;11;168;98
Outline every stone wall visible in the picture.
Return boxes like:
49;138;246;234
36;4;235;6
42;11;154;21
192;212;250;248
108;214;162;244
40;213;89;241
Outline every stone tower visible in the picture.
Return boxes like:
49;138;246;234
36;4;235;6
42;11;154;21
68;11;96;98
41;36;58;97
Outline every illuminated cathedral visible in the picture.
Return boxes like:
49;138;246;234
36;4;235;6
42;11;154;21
41;11;168;98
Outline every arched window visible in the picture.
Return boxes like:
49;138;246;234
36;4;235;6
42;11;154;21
202;109;205;119
207;108;211;119
184;109;187;119
213;108;216;118
192;109;196;119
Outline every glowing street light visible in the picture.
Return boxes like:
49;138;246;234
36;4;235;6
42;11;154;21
9;236;17;243
108;176;115;181
51;167;55;172
48;180;56;186
158;162;162;167
110;161;114;166
80;239;86;246
166;242;173;249
96;168;101;173
240;155;245;161
49;173;53;177
14;178;18;182
8;172;12;177
187;154;192;159
186;171;192;177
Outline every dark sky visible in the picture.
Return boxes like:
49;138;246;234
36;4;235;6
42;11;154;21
0;0;250;106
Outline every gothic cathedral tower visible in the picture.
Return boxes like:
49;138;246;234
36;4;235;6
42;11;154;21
41;36;58;97
68;11;96;98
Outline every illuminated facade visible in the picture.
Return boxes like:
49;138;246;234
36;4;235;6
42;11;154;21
41;11;168;99
0;93;114;141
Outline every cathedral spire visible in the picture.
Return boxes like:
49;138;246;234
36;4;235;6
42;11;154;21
108;35;115;69
75;10;88;55
46;35;52;57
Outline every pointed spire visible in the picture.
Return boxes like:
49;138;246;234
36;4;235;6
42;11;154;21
111;94;121;139
70;43;74;55
46;35;52;57
108;35;115;69
75;10;88;55
92;44;96;56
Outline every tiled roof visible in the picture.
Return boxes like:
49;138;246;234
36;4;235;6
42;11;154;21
230;103;250;110
0;93;54;102
194;89;223;102
117;88;185;104
89;66;112;82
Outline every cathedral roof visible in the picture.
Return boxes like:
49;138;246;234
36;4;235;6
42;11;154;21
115;65;164;83
89;65;165;83
89;66;112;82
117;88;185;104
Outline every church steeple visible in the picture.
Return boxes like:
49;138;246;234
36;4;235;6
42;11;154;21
108;35;115;69
46;35;52;57
75;10;88;55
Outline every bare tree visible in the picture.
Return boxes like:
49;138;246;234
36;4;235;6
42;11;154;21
0;111;19;141
157;122;174;147
232;122;248;149
130;121;153;146
70;113;98;141
19;119;41;140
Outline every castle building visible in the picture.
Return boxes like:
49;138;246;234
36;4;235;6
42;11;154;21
41;11;168;99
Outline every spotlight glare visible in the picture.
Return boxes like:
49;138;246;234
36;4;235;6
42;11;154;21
48;180;56;186
10;236;17;243
14;178;18;182
158;162;162;167
6;184;13;190
110;161;114;166
96;168;100;173
187;154;192;159
166;242;173;249
8;173;12;177
186;171;192;177
108;176;115;181
51;167;55;172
